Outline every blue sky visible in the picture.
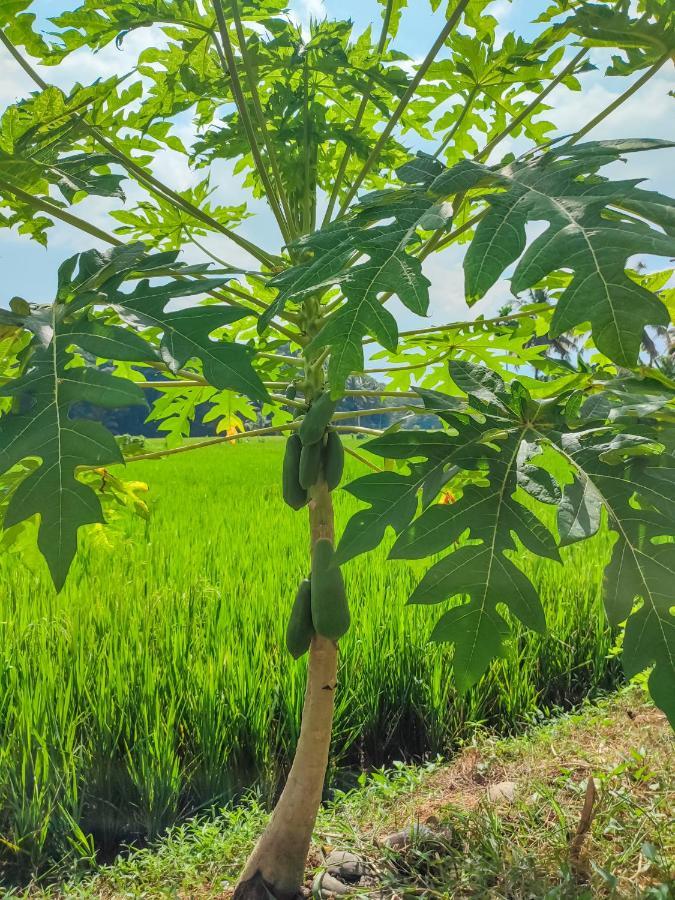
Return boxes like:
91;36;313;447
1;0;673;326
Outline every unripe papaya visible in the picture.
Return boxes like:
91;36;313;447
282;434;308;510
311;539;350;640
323;430;344;491
299;392;337;446
299;440;322;490
286;579;314;659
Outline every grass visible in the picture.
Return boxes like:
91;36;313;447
369;689;674;898
15;688;673;898
0;439;623;885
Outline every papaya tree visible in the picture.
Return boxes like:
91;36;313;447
1;0;674;894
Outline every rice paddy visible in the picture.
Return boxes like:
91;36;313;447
0;440;621;883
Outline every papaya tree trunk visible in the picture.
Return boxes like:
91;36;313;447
234;479;337;899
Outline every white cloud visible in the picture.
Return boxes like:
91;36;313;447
423;245;513;326
289;0;328;31
547;71;674;192
548;73;673;140
488;0;515;43
481;62;673;193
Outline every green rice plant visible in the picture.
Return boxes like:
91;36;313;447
0;441;620;883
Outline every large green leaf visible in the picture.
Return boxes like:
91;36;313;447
268;141;673;391
0;244;267;588
338;360;675;719
264;153;478;350
111;285;267;401
438;141;673;367
390;428;559;691
63;243;269;402
0;310;145;589
335;417;481;566
366;150;661;369
338;364;559;690
541;399;675;723
551;1;675;77
265;180;446;386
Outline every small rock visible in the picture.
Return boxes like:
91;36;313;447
312;871;351;898
487;780;517;803
325;850;369;883
382;823;435;851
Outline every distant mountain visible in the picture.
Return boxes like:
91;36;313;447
73;369;435;437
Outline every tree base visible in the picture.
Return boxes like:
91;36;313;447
233;870;304;900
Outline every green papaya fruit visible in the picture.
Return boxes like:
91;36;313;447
299;441;322;490
323;430;344;491
286;579;314;659
311;539;350;640
299;392;337;446
282;434;308;509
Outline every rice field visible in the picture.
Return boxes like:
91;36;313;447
0;440;621;883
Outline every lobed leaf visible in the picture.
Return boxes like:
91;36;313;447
338;360;674;721
0;314;145;589
0;244;267;588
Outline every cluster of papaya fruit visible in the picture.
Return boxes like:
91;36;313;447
281;392;345;510
283;393;349;657
286;540;350;658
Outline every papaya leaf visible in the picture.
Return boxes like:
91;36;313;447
0;310;146;589
265;176;451;386
555;2;675;77
62;244;270;402
334;421;488;566
549;430;675;726
0;87;127;243
388;388;559;692
338;359;674;716
578;373;675;424
458;140;674;366
0;244;268;588
269;140;673;389
111;286;267;401
557;474;603;546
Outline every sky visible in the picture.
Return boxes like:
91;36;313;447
1;0;673;329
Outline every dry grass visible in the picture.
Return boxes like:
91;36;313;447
392;693;669;824
314;688;673;898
